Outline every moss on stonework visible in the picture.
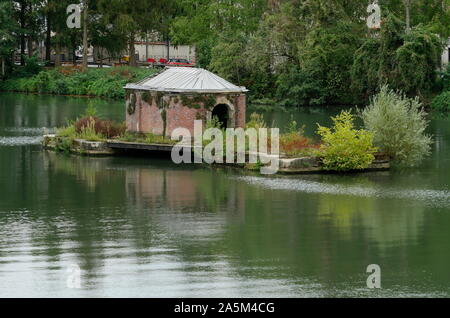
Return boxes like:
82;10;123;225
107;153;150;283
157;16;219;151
204;95;217;110
178;93;219;110
156;92;165;109
195;112;205;121
161;109;167;137
127;93;136;115
142;91;152;104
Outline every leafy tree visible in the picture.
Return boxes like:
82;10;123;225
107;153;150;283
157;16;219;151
352;14;443;101
0;0;18;76
98;0;175;66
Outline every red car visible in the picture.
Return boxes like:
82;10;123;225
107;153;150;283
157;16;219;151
166;58;195;67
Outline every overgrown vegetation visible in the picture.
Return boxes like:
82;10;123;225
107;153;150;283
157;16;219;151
279;118;321;158
171;0;449;106
431;65;450;111
432;91;450;112
118;132;176;145
361;86;432;167
351;15;443;102
317;111;377;171
54;105;125;152
0;66;154;99
2;1;449;106
247;113;321;158
57;115;125;143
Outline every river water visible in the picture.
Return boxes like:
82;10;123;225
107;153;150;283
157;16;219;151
0;92;450;298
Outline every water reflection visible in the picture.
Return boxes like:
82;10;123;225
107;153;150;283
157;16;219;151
2;93;450;297
14;151;442;297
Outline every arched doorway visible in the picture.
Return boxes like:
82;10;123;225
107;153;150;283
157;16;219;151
211;104;230;129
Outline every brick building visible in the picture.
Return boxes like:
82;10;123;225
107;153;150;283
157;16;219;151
124;67;248;138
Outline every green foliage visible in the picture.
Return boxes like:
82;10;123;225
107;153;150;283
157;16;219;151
76;118;105;142
56;124;76;139
209;33;275;99
84;104;98;118
361;86;432;167
275;66;327;107
246;113;267;130
12;56;43;78
206;116;224;130
318;111;377;171
119;132;176;145
280;118;320;158
439;64;450;92
351;14;443;101
54;137;74;153
2;0;448;106
297;22;364;105
431;91;450;112
0;67;155;99
0;0;18;75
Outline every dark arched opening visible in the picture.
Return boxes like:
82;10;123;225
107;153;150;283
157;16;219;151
211;104;229;129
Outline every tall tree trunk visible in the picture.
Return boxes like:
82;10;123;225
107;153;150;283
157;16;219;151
72;42;76;65
129;33;136;67
45;13;51;65
166;35;170;61
405;0;411;33
82;0;89;69
55;40;61;67
27;37;33;58
20;1;26;66
27;1;32;58
145;34;148;61
1;58;5;77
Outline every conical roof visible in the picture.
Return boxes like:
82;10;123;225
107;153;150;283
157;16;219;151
125;67;248;93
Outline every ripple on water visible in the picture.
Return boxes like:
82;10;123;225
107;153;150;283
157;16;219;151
0;136;43;146
3;127;55;135
236;176;450;208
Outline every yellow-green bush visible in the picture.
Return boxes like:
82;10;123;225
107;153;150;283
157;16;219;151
317;111;377;171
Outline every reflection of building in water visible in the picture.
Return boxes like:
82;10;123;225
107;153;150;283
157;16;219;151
125;167;246;222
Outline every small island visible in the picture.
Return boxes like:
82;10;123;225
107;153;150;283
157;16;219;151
42;67;432;175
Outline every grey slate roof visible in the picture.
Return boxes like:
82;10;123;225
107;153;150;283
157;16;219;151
125;67;248;93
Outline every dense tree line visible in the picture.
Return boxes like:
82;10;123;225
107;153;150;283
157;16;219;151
0;0;175;71
0;0;449;105
170;0;449;105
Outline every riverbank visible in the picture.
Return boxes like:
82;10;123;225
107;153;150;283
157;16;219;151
0;66;155;100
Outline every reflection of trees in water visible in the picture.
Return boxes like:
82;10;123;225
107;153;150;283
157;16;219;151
213;174;430;290
317;192;425;250
0;93;123;129
1;149;441;293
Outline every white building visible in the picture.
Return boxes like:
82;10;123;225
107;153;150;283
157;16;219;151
133;41;196;63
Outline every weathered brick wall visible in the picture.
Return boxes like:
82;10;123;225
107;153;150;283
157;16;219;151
126;90;140;132
234;94;246;129
126;91;247;138
166;100;202;138
139;93;165;135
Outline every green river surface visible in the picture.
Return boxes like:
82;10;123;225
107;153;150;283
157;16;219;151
1;92;450;298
